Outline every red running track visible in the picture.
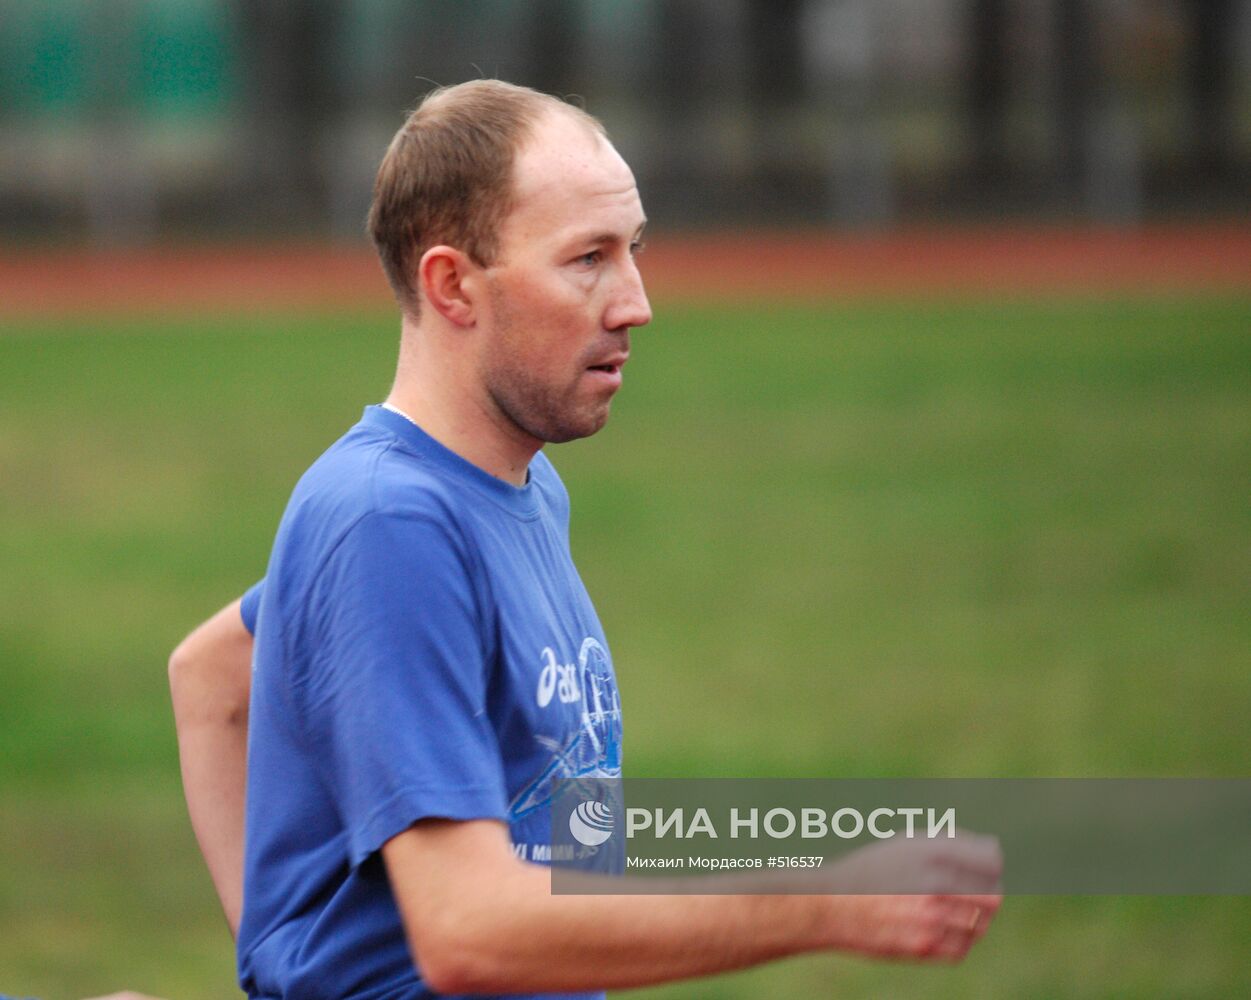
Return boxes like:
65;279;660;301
1;224;1248;318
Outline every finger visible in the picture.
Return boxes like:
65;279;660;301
936;895;987;924
936;891;1003;914
954;896;1001;946
82;994;167;1000
933;832;1003;876
940;931;975;961
926;921;977;962
960;891;1003;912
969;909;994;945
924;866;1002;896
933;901;994;960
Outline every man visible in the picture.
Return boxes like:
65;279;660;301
170;80;1000;998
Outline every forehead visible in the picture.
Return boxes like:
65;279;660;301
501;110;644;245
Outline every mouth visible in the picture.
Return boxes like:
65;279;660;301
584;358;625;392
582;352;625;390
586;354;628;377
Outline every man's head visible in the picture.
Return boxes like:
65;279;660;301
368;80;606;317
372;80;651;451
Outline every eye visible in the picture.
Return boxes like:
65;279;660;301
630;240;646;258
575;250;603;267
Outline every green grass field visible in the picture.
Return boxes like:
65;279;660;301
1;296;1248;997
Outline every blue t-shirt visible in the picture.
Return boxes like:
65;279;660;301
238;405;621;1000
240;578;263;635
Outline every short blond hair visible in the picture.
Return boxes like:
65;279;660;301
367;80;606;315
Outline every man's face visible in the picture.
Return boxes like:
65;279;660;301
476;110;651;446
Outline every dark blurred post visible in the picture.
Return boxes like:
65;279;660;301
1055;0;1140;222
654;0;704;125
526;0;582;98
805;0;894;226
1187;0;1236;182
967;0;1010;184
1055;0;1094;205
745;0;805;111
744;0;807;213
650;0;708;215
324;2;392;238
84;0;155;244
232;0;344;230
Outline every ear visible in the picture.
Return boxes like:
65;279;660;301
417;246;479;326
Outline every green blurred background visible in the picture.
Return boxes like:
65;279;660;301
3;0;1251;996
2;295;1248;997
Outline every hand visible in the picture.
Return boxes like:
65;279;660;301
81;993;168;1000
825;890;1001;961
828;829;1003;896
821;831;1003;961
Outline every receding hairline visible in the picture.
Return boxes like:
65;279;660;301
367;80;613;316
417;79;607;143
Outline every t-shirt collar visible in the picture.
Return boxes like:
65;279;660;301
362;404;541;518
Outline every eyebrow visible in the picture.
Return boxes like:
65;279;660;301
574;221;648;248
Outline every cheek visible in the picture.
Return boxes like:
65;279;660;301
509;296;592;361
489;271;599;372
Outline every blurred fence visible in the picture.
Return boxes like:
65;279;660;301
1;0;1249;244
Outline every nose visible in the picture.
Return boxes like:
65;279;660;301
605;257;652;332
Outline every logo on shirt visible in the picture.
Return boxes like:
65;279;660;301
536;647;581;707
509;636;623;822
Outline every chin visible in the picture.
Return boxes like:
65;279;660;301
539;408;611;444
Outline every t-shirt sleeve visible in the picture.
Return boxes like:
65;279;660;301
239;577;265;635
296;511;508;866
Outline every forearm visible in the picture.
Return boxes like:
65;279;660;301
173;711;247;935
486;874;830;990
386;821;1001;994
404;857;828;992
168;598;253;936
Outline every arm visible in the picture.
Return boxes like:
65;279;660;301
82;994;167;999
383;819;1002;995
168;598;254;937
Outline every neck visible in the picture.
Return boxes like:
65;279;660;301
387;317;539;488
